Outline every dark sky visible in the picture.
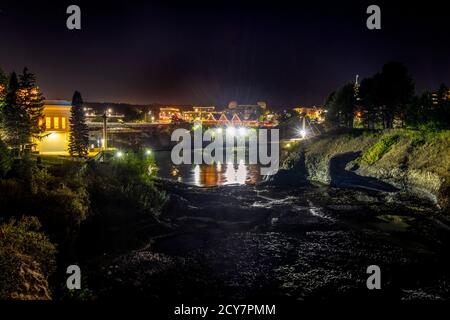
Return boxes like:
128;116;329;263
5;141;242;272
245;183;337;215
0;0;448;107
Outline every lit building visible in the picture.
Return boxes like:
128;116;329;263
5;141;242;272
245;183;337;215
159;107;182;123
293;106;325;123
34;100;72;154
226;101;266;122
182;106;220;123
431;89;450;105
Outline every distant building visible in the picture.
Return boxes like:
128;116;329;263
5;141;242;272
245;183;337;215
431;89;450;105
226;101;266;121
182;106;220;122
293;106;325;123
159;107;182;123
34;100;72;154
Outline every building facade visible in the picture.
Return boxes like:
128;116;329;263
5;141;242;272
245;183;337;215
35;100;72;154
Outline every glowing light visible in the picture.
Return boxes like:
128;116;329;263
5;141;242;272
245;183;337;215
238;127;247;136
286;143;291;148
226;126;236;136
116;151;123;158
146;149;152;155
299;129;307;138
194;165;201;186
236;162;247;184
216;128;223;134
48;133;57;139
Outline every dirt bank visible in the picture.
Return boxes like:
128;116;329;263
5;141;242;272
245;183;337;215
274;129;450;211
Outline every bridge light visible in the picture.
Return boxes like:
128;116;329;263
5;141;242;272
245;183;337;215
226;126;236;136
299;129;307;138
238;127;247;136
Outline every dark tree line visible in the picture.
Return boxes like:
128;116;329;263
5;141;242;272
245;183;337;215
0;68;45;155
325;61;449;130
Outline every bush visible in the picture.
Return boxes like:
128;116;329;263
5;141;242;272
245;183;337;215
0;139;12;177
0;216;57;300
0;158;89;249
79;151;166;254
358;134;400;165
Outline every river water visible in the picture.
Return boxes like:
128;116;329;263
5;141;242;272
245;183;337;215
92;150;450;302
153;150;263;186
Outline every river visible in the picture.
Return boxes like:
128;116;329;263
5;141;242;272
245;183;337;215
153;150;263;187
92;158;450;301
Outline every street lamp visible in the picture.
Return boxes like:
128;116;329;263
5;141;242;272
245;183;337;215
299;129;307;139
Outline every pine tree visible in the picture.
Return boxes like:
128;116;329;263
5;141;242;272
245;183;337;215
68;91;89;157
0;68;8;133
1;72;31;154
0;67;7;102
18;68;45;138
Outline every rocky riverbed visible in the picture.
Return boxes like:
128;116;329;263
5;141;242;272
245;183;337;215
90;180;450;301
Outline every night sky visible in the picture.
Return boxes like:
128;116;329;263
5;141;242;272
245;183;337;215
0;0;448;107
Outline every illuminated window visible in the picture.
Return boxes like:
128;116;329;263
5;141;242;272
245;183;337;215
46;117;51;129
61;117;66;129
54;117;60;129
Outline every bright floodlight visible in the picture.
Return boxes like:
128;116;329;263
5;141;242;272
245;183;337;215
146;149;152;155
238;127;247;136
116;151;123;158
216;127;223;134
299;129;307;138
226;126;236;136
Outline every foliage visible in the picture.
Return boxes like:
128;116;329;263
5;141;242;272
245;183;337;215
325;83;356;128
1;72;31;154
68;91;89;157
18;68;45;139
81;150;166;254
326;61;420;130
0;139;12;177
0;158;89;248
357;134;400;165
0;216;57;300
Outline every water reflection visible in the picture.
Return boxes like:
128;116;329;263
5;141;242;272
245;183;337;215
153;151;261;187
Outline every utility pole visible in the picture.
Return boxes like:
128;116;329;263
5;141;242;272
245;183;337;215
102;111;108;150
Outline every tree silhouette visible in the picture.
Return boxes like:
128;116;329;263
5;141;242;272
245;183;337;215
1;72;31;155
18;68;45;139
68;91;89;157
378;62;415;128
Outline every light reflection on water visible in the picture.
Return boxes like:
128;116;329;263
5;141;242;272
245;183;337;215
153;151;262;187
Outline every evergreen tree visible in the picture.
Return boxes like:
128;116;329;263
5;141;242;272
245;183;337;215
0;67;7;102
359;74;381;129
378;62;415;128
18;68;45;138
1;72;31;154
324;91;340;127
325;84;356;128
0;68;8;131
68;91;89;157
405;91;433;128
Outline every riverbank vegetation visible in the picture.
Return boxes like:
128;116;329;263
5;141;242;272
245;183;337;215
280;129;450;210
0;148;166;299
